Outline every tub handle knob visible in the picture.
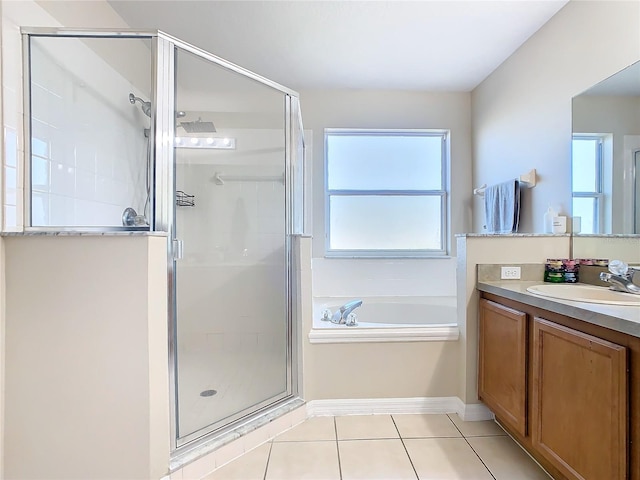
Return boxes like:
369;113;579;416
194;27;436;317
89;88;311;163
345;312;358;327
320;309;332;321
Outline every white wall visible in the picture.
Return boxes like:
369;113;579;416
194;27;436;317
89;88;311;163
298;91;470;401
471;0;640;233
456;235;571;404
3;236;169;479
301;89;472;259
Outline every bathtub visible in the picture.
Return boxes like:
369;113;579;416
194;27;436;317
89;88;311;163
309;296;459;344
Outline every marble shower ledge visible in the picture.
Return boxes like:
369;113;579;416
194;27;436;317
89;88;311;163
456;233;570;238
0;231;168;237
477;280;640;338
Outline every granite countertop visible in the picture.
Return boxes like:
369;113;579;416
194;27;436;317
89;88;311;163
477;280;640;338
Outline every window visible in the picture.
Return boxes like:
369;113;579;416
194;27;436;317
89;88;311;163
572;135;604;234
325;129;448;257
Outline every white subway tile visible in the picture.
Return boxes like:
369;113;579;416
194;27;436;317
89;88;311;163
4;165;17;192
50;162;75;196
4;126;18;168
5;188;17;207
4;205;17;229
30;192;49;225
75;142;97;173
49;194;76;226
75;169;96;201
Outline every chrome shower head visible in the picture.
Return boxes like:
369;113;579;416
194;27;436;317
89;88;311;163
129;93;187;119
179;117;216;133
129;93;151;117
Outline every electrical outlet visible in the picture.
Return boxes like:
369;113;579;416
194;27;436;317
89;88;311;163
501;266;521;280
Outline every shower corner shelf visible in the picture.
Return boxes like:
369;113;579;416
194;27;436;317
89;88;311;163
176;191;195;207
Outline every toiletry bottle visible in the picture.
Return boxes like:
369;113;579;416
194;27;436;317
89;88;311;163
543;207;556;233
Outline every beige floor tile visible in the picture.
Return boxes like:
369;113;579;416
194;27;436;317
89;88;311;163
339;439;417;480
447;413;507;437
204;443;271;480
392;414;461;438
467;436;551;480
404;438;493;479
335;415;399;440
266;440;340;480
274;416;336;442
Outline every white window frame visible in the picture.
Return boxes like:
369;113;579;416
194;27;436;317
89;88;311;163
324;128;449;258
572;134;604;233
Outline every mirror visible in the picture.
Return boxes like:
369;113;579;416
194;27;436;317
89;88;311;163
571;61;640;262
572;60;640;234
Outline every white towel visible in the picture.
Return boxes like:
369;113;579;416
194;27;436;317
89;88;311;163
484;180;520;233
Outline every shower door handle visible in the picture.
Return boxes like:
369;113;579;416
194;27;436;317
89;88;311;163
173;239;184;260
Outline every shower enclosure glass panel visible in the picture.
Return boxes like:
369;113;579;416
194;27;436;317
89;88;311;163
174;47;290;444
27;36;152;228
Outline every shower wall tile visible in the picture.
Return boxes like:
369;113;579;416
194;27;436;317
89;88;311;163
4;206;17;228
49;194;75;226
2;19;150;230
50;162;75;196
75;169;97;201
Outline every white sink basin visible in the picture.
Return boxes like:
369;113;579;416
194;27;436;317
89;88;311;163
526;284;640;306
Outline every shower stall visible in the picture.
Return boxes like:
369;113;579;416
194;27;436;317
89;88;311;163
22;29;305;455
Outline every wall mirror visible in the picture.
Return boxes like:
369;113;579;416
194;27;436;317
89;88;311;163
571;60;640;260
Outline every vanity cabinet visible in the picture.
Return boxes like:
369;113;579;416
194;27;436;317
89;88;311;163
479;293;638;480
478;299;527;436
531;317;627;480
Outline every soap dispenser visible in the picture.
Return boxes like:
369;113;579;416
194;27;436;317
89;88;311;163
543;206;556;233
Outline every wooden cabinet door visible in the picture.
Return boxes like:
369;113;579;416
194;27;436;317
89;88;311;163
532;317;628;480
478;299;527;436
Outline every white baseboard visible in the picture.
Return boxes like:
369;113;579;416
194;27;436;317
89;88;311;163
306;396;494;421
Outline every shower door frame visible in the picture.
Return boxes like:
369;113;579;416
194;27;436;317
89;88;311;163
156;32;301;454
20;28;302;456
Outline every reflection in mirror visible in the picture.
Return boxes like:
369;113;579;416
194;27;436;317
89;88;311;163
635;151;640;232
572;60;640;235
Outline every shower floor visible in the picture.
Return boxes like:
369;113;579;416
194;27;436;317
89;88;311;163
177;330;287;439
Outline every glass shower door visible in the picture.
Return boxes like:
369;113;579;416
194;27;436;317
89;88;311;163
173;47;290;445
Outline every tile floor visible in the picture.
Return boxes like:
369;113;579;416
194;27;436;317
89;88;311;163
203;413;551;480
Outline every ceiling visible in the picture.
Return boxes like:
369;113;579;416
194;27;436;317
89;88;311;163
108;0;569;92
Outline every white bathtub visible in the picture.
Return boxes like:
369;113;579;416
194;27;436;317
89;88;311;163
310;296;459;343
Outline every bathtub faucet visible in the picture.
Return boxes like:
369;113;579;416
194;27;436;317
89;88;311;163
330;299;363;326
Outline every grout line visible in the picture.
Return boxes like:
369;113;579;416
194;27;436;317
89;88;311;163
462;437;497;480
262;441;273;480
391;415;420;480
338;436;402;441
446;414;497;480
334;417;343;480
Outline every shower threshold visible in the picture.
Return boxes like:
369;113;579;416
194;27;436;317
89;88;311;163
170;396;305;472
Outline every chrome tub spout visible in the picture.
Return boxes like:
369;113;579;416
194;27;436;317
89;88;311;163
320;300;363;326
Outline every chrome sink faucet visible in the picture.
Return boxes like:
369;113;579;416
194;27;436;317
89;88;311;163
600;260;640;294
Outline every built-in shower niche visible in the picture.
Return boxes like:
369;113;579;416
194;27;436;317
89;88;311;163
27;35;153;228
